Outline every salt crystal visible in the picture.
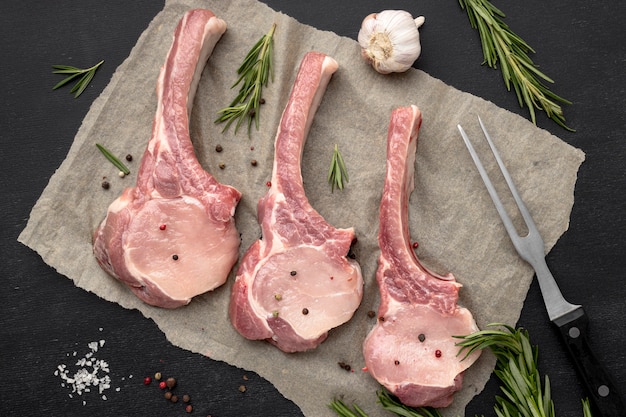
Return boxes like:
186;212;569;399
54;339;113;403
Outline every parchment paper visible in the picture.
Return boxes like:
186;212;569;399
18;0;585;415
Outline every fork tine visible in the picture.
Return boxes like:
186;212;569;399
477;117;539;236
456;121;524;242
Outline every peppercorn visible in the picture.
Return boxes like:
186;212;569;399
302;308;309;315
259;98;266;105
159;224;166;231
185;404;193;413
412;241;419;248
118;171;125;178
239;385;247;393
125;154;133;162
367;310;376;318
166;377;177;389
183;394;190;403
215;144;223;152
170;394;179;403
266;181;271;187
418;333;426;343
164;391;172;400
274;294;282;301
251;159;257;166
143;376;152;385
101;180;110;190
154;371;162;380
435;349;442;358
159;381;167;389
219;163;225;170
172;254;179;261
338;361;351;371
290;270;297;276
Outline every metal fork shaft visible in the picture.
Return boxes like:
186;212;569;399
457;120;579;322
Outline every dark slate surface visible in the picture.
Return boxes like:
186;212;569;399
1;1;624;416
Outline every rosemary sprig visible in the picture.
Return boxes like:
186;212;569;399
96;143;130;175
215;23;276;135
52;60;104;98
456;324;556;417
328;143;349;192
329;390;441;417
377;390;442;417
328;398;369;417
458;0;573;130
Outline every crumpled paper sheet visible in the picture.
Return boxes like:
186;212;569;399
19;0;585;415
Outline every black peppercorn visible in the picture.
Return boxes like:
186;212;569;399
101;180;110;190
418;333;426;342
338;361;351;371
125;154;133;161
302;308;309;315
215;144;223;152
251;159;257;166
172;254;179;261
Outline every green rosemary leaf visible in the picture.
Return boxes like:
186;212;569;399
458;0;573;130
216;23;276;135
52;72;83;90
377;389;442;417
328;143;349;192
96;143;130;175
582;398;593;417
52;60;104;98
328;399;369;417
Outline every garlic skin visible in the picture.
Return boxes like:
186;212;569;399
358;10;425;74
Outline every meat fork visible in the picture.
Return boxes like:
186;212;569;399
457;117;624;417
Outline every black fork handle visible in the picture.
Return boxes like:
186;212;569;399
553;308;625;417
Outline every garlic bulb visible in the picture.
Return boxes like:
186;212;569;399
358;10;425;74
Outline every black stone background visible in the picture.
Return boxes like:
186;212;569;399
2;1;625;416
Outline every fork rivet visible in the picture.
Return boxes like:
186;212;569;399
568;327;580;339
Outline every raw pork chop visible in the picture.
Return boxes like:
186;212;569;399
93;10;241;309
229;52;363;353
363;105;481;408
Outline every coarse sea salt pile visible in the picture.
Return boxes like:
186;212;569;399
54;337;119;404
